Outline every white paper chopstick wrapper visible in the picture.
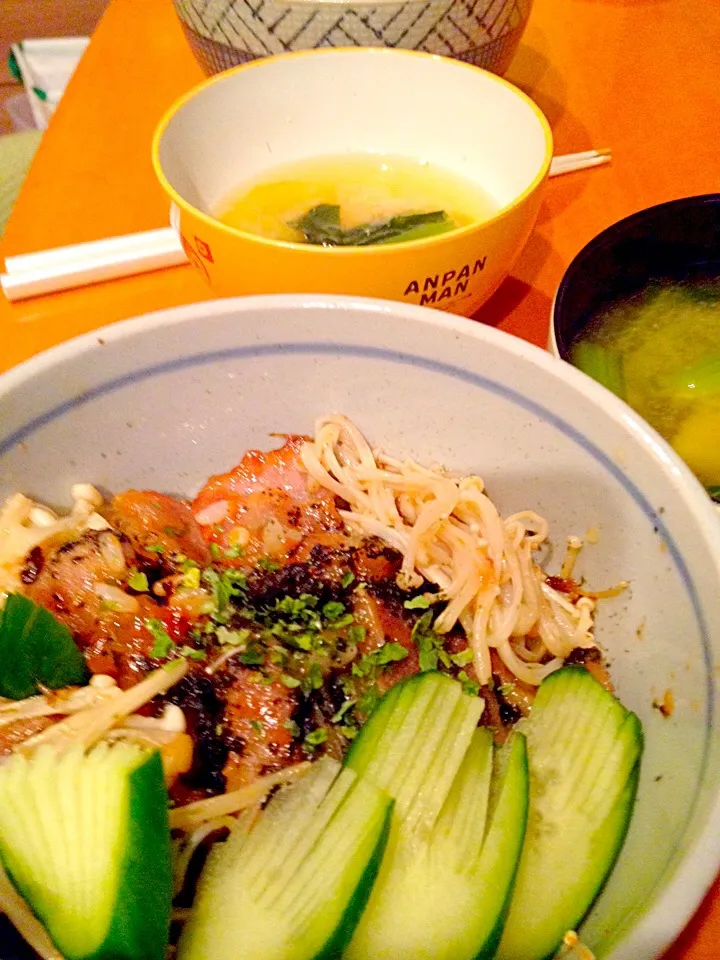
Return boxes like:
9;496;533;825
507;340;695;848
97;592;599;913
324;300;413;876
1;227;188;302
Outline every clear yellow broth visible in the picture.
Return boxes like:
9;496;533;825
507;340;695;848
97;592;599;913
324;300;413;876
214;154;497;245
569;281;720;490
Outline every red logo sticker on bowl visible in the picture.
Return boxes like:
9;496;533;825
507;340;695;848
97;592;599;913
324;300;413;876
195;237;214;263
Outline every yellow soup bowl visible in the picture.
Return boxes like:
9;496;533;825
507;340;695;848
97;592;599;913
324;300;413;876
153;48;552;317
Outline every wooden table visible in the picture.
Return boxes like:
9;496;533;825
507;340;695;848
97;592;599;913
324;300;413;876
0;0;719;953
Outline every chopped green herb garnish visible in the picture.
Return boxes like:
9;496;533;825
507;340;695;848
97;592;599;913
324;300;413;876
280;674;301;689
458;671;480;698
412;611;450;672
99;599;123;612
331;699;357;723
257;556;280;572
210;543;221;559
224;545;245;559
339;673;356;698
283;632;314;652
177;645;206;661
375;642;409;666
330;613;355;629
347;625;366;646
337;724;358;740
322;601;346;621
145;618;173;659
238;643;265;667
249;719;265;733
450;647;474;667
404;594;432;610
164;525;184;537
304;727;328;747
498;682;517;697
357;685;380;717
216;627;250;647
352;642;408;681
283;719;301;737
341;571;355;589
274;594;319;617
182;566;201;590
146;544;165;554
127;568;149;592
203;568;249;622
302;662;323;695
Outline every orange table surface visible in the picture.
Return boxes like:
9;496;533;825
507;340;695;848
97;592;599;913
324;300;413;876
3;0;720;374
1;0;720;953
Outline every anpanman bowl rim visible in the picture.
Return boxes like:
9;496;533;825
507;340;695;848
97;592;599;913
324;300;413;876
151;46;553;257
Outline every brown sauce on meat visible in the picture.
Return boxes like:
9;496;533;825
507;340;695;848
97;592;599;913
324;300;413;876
8;445;612;806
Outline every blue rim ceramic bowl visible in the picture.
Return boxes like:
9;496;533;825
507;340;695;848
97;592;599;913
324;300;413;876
2;294;720;959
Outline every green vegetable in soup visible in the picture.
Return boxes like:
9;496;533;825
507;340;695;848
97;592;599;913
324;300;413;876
568;281;720;488
666;354;720;398
571;341;626;400
290;204;456;247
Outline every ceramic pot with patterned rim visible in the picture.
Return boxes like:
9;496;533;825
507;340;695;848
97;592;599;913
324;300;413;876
173;0;533;77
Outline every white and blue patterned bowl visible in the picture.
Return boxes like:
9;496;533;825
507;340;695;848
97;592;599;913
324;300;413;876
174;0;533;77
1;294;720;959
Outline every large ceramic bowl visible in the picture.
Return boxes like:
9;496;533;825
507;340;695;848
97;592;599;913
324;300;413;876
1;294;720;959
173;0;533;78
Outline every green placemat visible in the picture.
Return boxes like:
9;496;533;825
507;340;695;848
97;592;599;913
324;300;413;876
0;130;43;236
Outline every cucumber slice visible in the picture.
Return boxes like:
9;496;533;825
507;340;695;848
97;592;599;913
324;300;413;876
0;593;89;699
179;757;392;960
496;666;643;960
345;672;531;960
345;672;485;830
0;742;172;960
346;727;528;960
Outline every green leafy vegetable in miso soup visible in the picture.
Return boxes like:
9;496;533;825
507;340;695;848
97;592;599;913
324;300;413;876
570;281;720;490
214;153;496;246
291;204;455;247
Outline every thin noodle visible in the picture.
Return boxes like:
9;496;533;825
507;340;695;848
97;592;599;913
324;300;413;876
169;763;311;831
172;817;236;896
302;415;606;686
